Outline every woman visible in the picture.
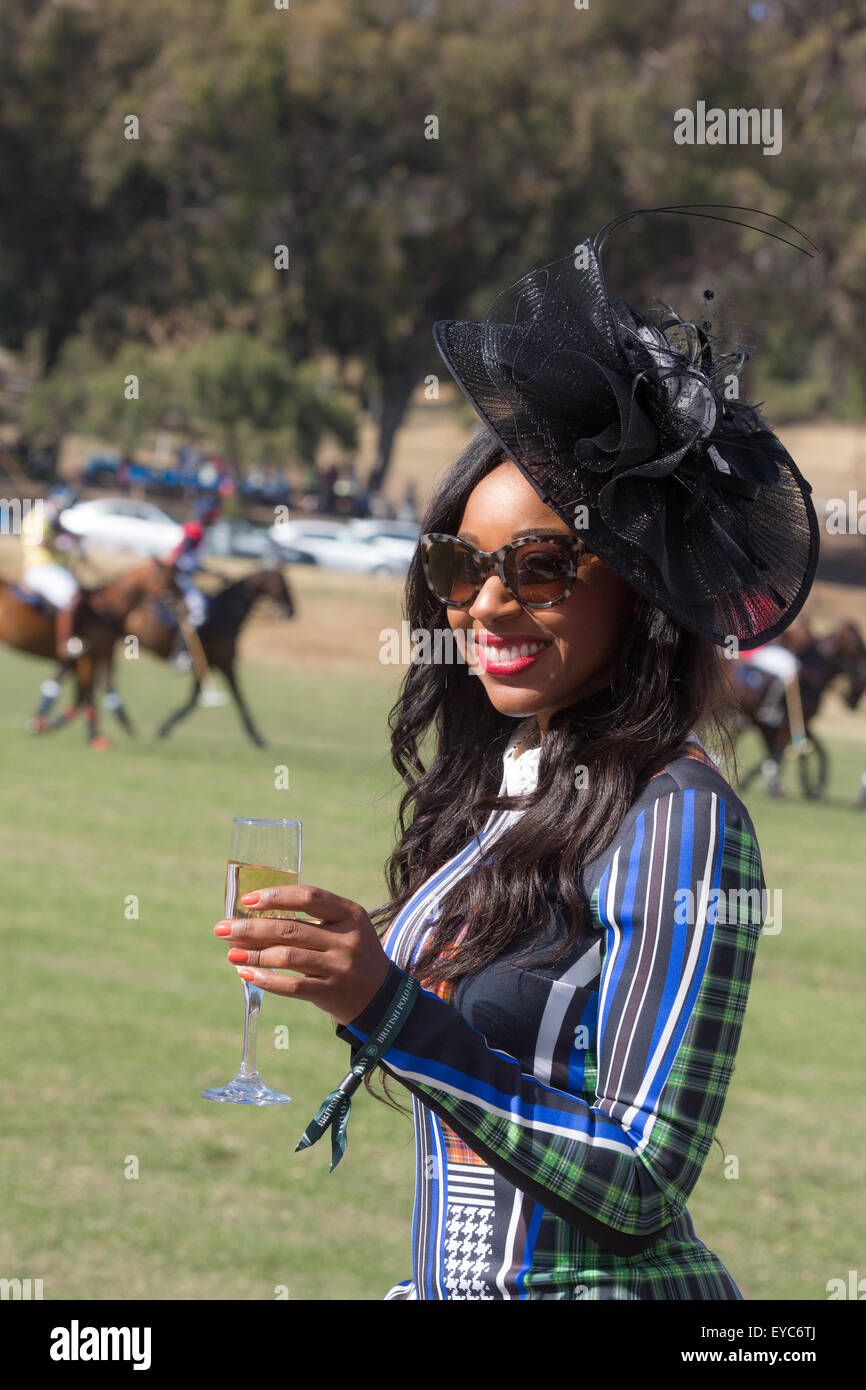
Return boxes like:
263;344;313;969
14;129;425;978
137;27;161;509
214;209;818;1299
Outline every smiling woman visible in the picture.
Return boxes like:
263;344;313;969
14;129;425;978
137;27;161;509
439;463;637;724
221;209;820;1300
335;212;817;1300
324;425;762;1298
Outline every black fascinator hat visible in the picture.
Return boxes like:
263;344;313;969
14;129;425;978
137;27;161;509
432;205;820;650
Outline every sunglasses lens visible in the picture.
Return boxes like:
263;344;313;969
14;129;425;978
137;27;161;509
506;541;574;604
425;539;479;604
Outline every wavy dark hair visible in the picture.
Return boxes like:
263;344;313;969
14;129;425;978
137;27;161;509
365;427;736;1117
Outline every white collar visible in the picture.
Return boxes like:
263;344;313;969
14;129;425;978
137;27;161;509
502;719;542;796
498;724;706;798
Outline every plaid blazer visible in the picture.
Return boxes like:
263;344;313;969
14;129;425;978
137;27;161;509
337;737;765;1300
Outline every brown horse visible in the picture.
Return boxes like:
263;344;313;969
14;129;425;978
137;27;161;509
0;560;170;747
33;566;296;746
724;620;866;797
124;565;296;745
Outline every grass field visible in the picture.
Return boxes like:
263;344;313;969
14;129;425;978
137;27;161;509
1;571;864;1301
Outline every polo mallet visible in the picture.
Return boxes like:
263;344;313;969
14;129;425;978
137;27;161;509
782;674;812;756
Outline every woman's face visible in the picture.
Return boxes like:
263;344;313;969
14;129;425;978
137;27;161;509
445;459;637;732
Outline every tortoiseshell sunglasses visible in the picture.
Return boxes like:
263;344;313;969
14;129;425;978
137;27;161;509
420;531;589;609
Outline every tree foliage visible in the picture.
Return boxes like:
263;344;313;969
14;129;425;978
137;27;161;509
2;0;865;479
22;331;357;469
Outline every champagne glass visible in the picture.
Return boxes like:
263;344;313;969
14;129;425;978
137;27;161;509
201;817;301;1106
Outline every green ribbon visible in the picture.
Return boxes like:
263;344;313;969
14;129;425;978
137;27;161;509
294;971;420;1171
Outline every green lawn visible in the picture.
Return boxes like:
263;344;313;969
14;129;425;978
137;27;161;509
0;642;863;1300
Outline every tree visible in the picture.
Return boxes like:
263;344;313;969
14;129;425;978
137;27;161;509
177;333;357;473
4;0;866;483
20;330;359;475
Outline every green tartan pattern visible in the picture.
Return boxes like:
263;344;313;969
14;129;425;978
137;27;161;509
405;811;763;1237
342;759;767;1297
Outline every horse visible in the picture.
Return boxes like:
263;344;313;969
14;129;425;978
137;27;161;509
0;560;171;747
724;621;866;798
106;565;296;746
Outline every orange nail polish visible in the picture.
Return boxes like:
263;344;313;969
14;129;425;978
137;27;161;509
227;948;249;963
214;924;232;937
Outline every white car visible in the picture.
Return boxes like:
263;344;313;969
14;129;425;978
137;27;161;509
59;497;183;557
347;519;420;567
204;518;314;564
266;519;408;576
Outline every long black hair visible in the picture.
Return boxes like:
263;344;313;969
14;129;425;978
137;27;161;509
365;427;734;1112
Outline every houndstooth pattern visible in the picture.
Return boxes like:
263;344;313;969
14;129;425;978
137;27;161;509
443;1203;495;1299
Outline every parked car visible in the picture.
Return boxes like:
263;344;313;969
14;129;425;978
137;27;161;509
121;461;164;488
82;453;123;486
347;519;421;543
266;519;408;576
59;497;183;557
347;518;420;567
203;518;314;565
239;471;292;507
116;456;231;497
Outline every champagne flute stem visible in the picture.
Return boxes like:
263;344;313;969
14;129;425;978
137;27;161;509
238;978;263;1080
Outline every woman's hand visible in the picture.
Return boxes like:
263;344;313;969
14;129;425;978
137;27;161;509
213;884;392;1028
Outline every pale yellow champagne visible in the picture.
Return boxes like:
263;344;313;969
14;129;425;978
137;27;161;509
225;860;299;919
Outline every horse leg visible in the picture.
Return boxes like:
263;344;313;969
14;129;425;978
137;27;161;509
30;659;71;733
157;676;202;738
75;655;109;749
42;665;87;736
220;663;266;747
736;719;782;794
760;724;790;797
798;726;828;800
43;658;85;734
102;652;136;735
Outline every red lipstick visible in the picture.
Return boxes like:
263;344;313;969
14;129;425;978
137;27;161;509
475;631;552;676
